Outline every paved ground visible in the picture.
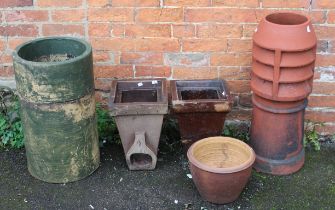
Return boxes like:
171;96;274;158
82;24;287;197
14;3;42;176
0;141;334;210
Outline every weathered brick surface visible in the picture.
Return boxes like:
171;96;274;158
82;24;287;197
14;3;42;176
0;25;38;37
5;10;48;22
0;0;335;134
164;53;209;67
0;0;32;8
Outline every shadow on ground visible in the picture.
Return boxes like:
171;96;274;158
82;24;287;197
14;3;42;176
0;142;334;210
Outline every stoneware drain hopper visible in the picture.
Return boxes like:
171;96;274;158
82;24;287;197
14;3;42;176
109;79;168;170
171;80;232;149
187;137;255;204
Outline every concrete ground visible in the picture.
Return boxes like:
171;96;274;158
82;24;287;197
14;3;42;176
0;141;334;210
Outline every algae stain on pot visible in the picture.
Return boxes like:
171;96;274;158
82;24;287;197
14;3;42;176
35;94;96;123
14;63;59;101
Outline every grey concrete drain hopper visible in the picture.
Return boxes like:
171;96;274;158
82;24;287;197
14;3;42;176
109;79;168;170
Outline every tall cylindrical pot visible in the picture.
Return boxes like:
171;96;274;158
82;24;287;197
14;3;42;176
13;37;100;183
251;13;317;175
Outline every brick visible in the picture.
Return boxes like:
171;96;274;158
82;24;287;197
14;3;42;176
51;10;85;22
315;25;335;39
173;24;195;38
185;8;257;23
112;0;159;7
121;52;163;65
111;24;125;37
88;8;134;22
308;11;326;24
197;24;242;38
164;0;210;6
36;0;83;7
95;78;112;91
42;24;84;36
329;41;335;53
136;38;180;52
262;0;309;8
91;38;136;51
8;38;31;50
125;24;171;38
0;24;38;37
135;66;171;77
243;24;257;38
212;0;259;7
136;8;183;23
308;95;335;108
312;0;335;9
173;67;217;79
92;38;180;52
313;82;335;95
88;0;110;7
227;39;252;52
226;80;251;93
0;53;13;64
211;53;252;66
89;23;110;37
0;39;5;51
5;10;49;22
328;11;335;24
94;65;133;78
305;110;335;123
182;39;227;52
111;52;120;64
219;67;251;80
316;54;335;67
93;51;111;63
0;66;14;77
164;53;209;67
0;0;32;8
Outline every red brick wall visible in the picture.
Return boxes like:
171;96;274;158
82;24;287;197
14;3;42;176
0;0;334;134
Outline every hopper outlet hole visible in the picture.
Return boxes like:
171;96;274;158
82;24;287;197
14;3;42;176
121;89;158;103
181;89;219;100
130;153;153;166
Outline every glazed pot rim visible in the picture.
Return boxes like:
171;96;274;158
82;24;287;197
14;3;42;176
264;12;311;27
187;137;256;174
13;36;92;66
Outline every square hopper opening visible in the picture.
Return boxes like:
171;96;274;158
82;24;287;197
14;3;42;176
112;80;167;104
130;153;153;167
121;89;158;103
174;80;227;101
181;89;219;100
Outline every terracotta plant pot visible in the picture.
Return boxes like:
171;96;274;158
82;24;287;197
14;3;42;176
187;137;255;204
171;80;232;150
251;12;316;175
109;79;168;170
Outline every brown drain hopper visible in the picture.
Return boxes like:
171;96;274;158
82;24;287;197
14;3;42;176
109;79;168;170
171;80;232;149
